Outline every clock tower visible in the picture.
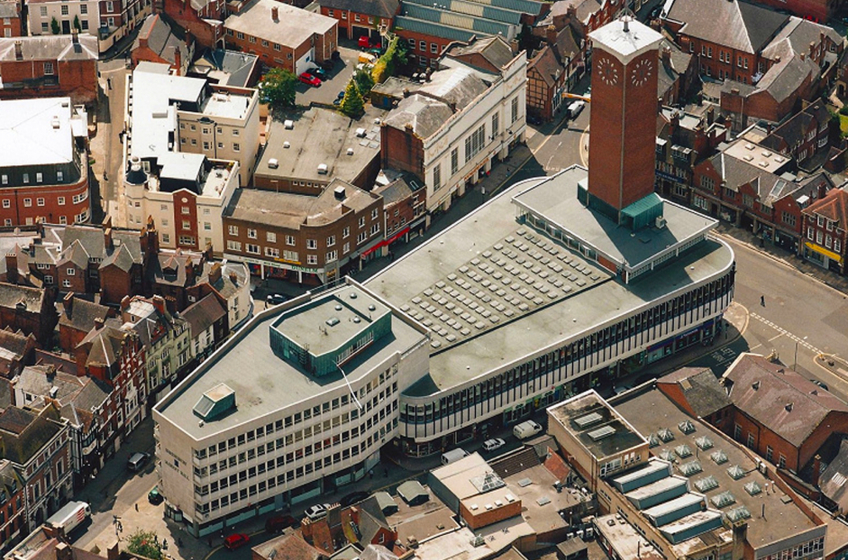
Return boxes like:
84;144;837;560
583;15;664;223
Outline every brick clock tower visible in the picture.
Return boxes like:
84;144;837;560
582;16;664;224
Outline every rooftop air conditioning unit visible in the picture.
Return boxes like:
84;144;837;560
655;216;667;229
317;163;328;174
347;148;354;156
268;158;279;169
283;141;290;149
356;127;366;138
284;120;294;129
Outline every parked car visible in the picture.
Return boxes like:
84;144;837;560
148;486;163;505
304;503;330;521
266;294;289;305
358;36;381;49
127;452;149;472
299;72;321;87
810;379;829;391
482;438;506;452
340;491;370;507
568;100;585;119
307;66;328;80
265;515;298;533
513;420;543;440
224;534;250;550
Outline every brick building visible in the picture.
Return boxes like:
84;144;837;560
801;187;848;274
0;460;25;551
131;14;193;75
57;293;110;354
526;24;582;123
316;0;398;41
744;0;843;23
27;0;152;53
722;353;848;475
223;0;337;75
223;179;383;284
759;100;835;169
537;0;625;48
691;138;834;253
0;405;71;531
0;1;23;37
372;174;426;256
159;0;224;48
0;98;91;228
0;283;56;345
0;329;36;379
0;35;98;105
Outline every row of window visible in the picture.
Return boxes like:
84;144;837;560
180;123;240;137
2;170;70;186
179;137;241;152
807;227;843;253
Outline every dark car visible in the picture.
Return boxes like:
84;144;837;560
340;491;369;507
224;534;250;550
649;5;662;19
127;452;149;472
265;515;298;533
810;379;829;391
307;67;328;80
266;294;289;305
148;486;164;505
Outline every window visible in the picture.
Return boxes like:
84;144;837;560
204;222;211;231
817;215;825;227
23;198;31;207
178;235;195;246
433;163;441;191
162;233;170;244
326;250;337;262
57;171;63;182
248;36;256;43
73;192;88;204
80;4;87;13
283;250;298;261
778;454;786;468
62;279;72;288
233;143;240;152
228;225;239;236
371;208;378;220
328;9;333;15
826;220;834;232
267;232;277;243
746;432;755;449
342;226;350;239
766;446;773;462
246;243;260;254
343;242;350;254
232;129;239;137
60;4;68;14
511;97;518;123
492;112;499;136
781;211;796;227
341;11;346;18
327;235;335;247
247;228;257;239
286;235;296;246
265;247;280;258
464;124;486;163
359;216;365;228
182;220;191;230
22;174;29;184
1;200;7;208
354;13;360;21
451;148;459;175
826;234;832;249
40;6;47;16
419;40;426;52
306;239;317;249
203;141;211;150
430;43;437;54
1;175;6;185
808;226;814;240
307;254;317;265
707;47;712;58
106;1;113;11
37;198;45;207
66;267;76;276
408;38;416;49
43;62;54;75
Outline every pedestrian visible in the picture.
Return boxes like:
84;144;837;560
134;503;138;512
760;295;765;307
107;77;112;90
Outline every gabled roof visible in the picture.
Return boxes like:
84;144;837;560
819;438;848;512
665;0;789;54
58;239;90;269
723;353;848;448
253;533;327;560
183;293;226;336
657;367;732;418
16;365;87;403
760;100;828;153
133;14;191;69
529;45;561;88
549;0;601;26
316;0;399;18
0;282;44;312
0;35;97;62
444;35;515;70
59;297;109;333
0;405;63;465
0;329;34;361
803;186;848;224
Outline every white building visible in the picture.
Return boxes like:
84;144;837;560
381;36;527;219
27;0;152;53
152;279;429;536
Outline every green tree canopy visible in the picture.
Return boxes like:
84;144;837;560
353;68;375;97
73;15;81;31
51;17;59;34
259;68;297;109
340;79;364;118
126;530;162;560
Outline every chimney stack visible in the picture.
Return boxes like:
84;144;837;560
14;40;22;61
271;5;279;20
173;45;182;75
104;227;113;250
94;317;105;330
208;262;222;285
809;41;816;60
662;46;671;66
5;253;18;284
152;295;166;314
63;292;75;314
545;25;557;45
228;271;238;285
55;543;73;560
71;29;79;44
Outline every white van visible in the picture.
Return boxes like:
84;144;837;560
513;420;543;440
440;448;469;465
568;100;585;119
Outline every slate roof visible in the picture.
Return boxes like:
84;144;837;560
0;282;44;312
59;297;110;333
0;405;63;465
0;329;33;361
760;100;829;154
253;533;327;560
16;366;87;403
723;353;848;448
183;293;226;337
665;0;789;54
194;49;258;87
58;239;90;270
317;0;399;18
803;187;848;224
529;45;561;88
148;249;205;287
444;35;515;70
657;367;732;418
761;17;841;61
0;3;18;18
752;42;819;103
200;261;246;300
360;545;397;560
133;14;191;70
549;0;601;25
0;35;97;62
44;224;143;271
819;438;848;512
383;94;454;138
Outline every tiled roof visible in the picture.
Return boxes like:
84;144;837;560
133;14;191;69
59;297;110;333
317;0;399;18
183;293;226;337
723;353;848;447
529;45;561;88
804;187;848;224
444;35;516;69
0;35;97;62
0;282;44;312
657;367;731;418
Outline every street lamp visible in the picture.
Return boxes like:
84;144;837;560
793;336;808;371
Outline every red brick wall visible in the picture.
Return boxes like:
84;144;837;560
57;262;87;293
0;175;90;227
131;45;172;72
318;6;392;40
747;0;829;21
0;15;23;37
100;265;135;306
0;58;96;105
161;0;224;47
173;190;199;250
380;125;423;177
224;21;337;73
396;29;451;67
460;500;523;530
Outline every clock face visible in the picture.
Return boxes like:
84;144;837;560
631;58;653;87
597;57;619;86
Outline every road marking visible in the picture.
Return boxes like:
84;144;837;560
750;312;820;353
768;333;784;342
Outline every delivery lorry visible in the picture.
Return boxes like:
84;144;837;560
46;501;91;535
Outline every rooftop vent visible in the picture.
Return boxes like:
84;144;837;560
353;317;361;323
659;450;676;463
574;412;604;429
711;450;728;465
744;481;762;496
648;433;660;448
326;317;340;327
193;383;236;421
347;148;354;156
726;465;746;480
657;428;675;442
675;444;692;458
679;460;702;477
335;304;343;311
695;436;713;450
317;163;328;174
588;425;616;441
711;491;736;508
334;186;346;199
368;304;376;311
284;120;294;129
283;141;290;149
356;127;367;137
785;402;793;412
678;420;695;434
726;506;751;521
694;475;719;492
51;117;60;129
349;292;357;299
752;381;760;390
268;158;279;169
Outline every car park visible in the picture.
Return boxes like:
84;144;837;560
482;438;506;452
299;73;322;87
265;515;298;533
304;503;330;521
127;452;149;472
224;534;250;550
340;491;370;507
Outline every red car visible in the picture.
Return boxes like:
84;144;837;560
299;72;321;87
358;36;381;49
224;534;250;550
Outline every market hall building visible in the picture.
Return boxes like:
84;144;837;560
365;16;736;456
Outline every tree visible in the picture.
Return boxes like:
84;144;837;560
353;68;374;97
258;68;297;109
372;37;408;84
50;17;59;34
126;530;162;560
73;15;81;31
339;79;364;117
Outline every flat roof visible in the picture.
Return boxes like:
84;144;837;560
512;170;717;270
255;107;382;185
614;387;824;551
224;0;336;48
548;391;646;460
365;169;734;396
273;289;389;356
595;514;665;560
155;284;427;439
200;89;253;120
0;97;76;167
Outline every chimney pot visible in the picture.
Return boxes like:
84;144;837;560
94;317;105;330
271;5;279;20
63;292;74;313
